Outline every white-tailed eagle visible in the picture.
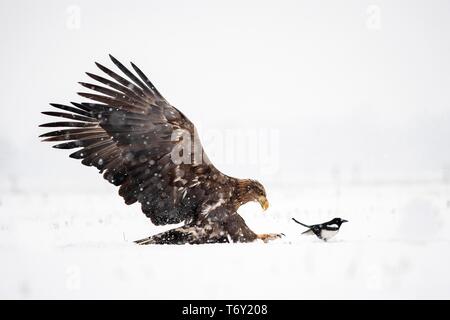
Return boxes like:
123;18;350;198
40;55;281;244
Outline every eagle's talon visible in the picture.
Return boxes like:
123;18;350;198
257;233;284;243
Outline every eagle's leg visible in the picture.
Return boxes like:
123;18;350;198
224;214;283;243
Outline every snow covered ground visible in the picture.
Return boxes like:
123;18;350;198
1;181;449;299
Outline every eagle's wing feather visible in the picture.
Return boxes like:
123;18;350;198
40;55;227;226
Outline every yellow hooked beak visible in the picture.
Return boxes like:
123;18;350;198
258;196;269;211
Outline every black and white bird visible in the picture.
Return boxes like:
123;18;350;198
292;217;348;241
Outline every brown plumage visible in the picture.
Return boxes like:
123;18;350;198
40;55;281;244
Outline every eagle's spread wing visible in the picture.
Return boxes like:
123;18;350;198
40;55;229;225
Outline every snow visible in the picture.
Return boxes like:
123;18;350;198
1;182;449;299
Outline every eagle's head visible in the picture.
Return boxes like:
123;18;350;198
235;179;269;211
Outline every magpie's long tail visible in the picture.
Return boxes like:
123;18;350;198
292;218;310;228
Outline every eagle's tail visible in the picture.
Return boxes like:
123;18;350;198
134;226;196;245
292;218;310;228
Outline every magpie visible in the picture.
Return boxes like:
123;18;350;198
292;217;348;241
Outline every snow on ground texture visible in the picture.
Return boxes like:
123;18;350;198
1;182;450;299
